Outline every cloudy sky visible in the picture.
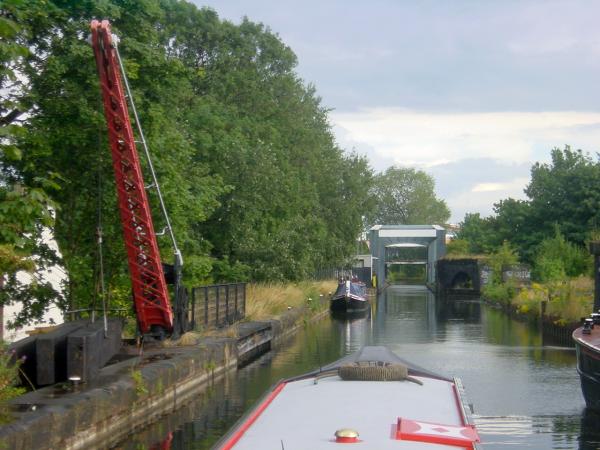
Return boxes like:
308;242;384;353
194;0;600;222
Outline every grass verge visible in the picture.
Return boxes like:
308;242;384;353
245;280;337;321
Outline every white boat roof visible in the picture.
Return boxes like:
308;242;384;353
230;375;470;449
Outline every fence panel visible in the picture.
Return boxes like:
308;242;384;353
189;283;246;331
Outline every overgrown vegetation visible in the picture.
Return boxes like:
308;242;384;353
476;234;594;321
510;279;593;323
445;238;470;257
130;368;147;396
0;343;25;423
532;227;591;282
456;148;600;322
245;280;336;321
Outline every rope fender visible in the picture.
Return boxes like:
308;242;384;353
314;362;423;385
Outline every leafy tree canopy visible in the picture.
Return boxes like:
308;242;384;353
458;146;600;270
533;226;591;282
0;0;63;325
368;166;450;227
1;0;375;324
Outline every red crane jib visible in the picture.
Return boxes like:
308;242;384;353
90;20;173;334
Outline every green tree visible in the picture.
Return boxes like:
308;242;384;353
0;0;63;326
533;226;591;282
180;15;374;279
487;241;520;284
11;1;227;313
445;238;470;256
368;166;449;226
459;146;600;266
525;146;600;246
1;0;375;325
456;213;494;254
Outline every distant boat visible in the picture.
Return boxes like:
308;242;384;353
215;346;481;449
330;278;368;313
573;311;600;412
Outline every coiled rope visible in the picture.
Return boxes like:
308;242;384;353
314;362;423;385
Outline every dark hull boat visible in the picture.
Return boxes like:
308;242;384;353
573;313;600;412
215;346;481;449
330;279;369;313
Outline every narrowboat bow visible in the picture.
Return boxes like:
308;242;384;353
215;346;481;449
330;278;369;313
573;311;600;412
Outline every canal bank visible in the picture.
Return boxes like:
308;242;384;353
479;278;593;347
0;303;329;450
481;295;582;347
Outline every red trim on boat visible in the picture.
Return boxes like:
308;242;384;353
220;382;287;450
395;417;480;448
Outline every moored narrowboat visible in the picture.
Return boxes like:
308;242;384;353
330;278;369;313
573;311;600;412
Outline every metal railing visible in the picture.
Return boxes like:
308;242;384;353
190;283;246;330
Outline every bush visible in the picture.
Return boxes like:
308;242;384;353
0;342;25;423
533;227;591;282
482;281;517;305
544;276;594;322
535;255;566;282
486;241;520;284
446;238;470;256
513;283;545;316
211;257;250;283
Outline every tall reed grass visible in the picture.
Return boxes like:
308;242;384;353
245;280;337;321
512;276;594;323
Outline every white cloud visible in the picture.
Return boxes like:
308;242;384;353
448;177;529;222
332;108;600;221
331;109;600;167
472;178;529;193
447;176;529;221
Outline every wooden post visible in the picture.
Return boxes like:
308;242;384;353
235;283;239;321
225;284;230;324
204;287;208;328
242;283;246;318
215;286;220;327
541;300;547;321
190;288;196;330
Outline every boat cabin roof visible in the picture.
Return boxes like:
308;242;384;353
220;347;477;450
228;375;471;449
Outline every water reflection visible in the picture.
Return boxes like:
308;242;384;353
579;409;600;449
115;286;600;450
332;308;372;353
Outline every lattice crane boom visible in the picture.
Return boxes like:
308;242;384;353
90;19;173;335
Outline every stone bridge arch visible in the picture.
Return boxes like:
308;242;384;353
436;258;482;296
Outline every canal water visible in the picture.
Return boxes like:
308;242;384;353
117;286;600;450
